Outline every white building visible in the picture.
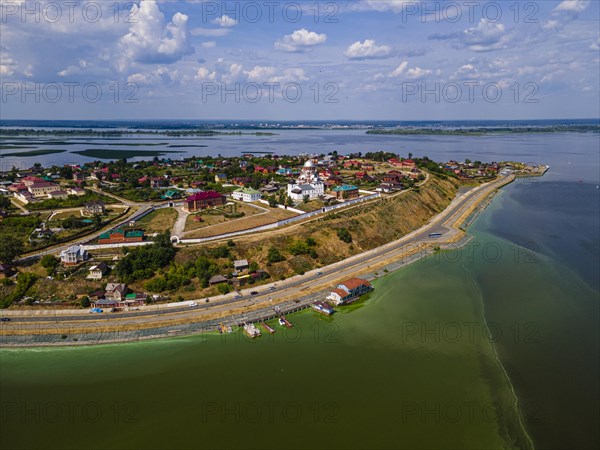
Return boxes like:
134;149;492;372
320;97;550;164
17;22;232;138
232;187;262;202
287;160;324;201
87;263;109;280
60;245;88;266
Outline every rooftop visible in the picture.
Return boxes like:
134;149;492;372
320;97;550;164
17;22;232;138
235;187;261;195
340;278;372;291
186;191;223;202
333;184;358;192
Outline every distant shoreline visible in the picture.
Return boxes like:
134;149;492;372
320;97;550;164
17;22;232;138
366;125;600;136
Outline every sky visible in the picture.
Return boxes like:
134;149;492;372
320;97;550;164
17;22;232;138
0;0;599;120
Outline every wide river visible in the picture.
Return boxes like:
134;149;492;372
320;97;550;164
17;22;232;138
1;132;598;449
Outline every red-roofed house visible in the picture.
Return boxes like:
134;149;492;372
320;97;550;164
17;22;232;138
327;288;353;305
22;176;44;186
183;191;226;212
327;277;373;305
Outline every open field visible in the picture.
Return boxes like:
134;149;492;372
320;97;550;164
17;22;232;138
183;202;265;232
185;206;297;238
295;199;325;212
135;208;178;234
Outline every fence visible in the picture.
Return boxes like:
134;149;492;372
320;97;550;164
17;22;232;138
178;193;381;245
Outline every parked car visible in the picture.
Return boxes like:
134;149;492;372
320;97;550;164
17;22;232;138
0;317;11;322
89;308;103;314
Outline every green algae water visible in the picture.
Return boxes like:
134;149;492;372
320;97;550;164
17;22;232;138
1;134;599;450
1;183;598;450
0;259;530;450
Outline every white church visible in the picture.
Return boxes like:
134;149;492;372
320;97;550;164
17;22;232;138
287;160;325;201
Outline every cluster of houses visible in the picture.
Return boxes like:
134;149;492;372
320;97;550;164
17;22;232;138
207;259;268;288
443;160;500;178
89;283;147;310
8;176;86;204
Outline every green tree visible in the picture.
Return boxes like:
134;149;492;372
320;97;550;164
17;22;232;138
267;195;278;207
40;255;59;276
249;261;259;272
337;228;352;243
217;283;231;295
285;196;294;207
303;194;310;204
267;247;285;263
288;240;310;256
0;235;24;263
0;196;11;210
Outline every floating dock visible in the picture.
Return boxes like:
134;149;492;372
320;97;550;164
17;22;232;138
261;322;275;334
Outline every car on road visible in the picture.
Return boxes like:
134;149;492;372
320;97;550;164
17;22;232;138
89;308;103;314
316;271;323;275
269;286;276;290
250;291;259;296
234;295;242;299
0;317;11;322
189;302;198;307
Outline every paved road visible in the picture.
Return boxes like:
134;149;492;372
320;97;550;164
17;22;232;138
1;175;512;332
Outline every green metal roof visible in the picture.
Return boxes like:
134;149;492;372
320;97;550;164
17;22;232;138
235;187;261;195
333;184;358;192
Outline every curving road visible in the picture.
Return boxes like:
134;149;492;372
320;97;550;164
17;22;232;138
1;174;514;334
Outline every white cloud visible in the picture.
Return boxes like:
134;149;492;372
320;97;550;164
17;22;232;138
195;67;217;81
542;20;561;31
430;19;509;52
349;0;413;13
244;66;307;83
275;29;327;52
388;60;432;80
389;61;408;77
212;15;238;28
344;39;392;60
202;41;216;49
119;0;192;65
554;0;590;13
462;19;506;50
406;67;432;79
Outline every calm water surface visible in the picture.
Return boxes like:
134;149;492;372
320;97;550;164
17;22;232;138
0;132;598;449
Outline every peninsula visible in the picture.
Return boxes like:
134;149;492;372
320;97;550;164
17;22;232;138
0;148;547;346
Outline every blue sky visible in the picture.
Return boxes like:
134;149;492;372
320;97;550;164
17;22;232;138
1;0;599;120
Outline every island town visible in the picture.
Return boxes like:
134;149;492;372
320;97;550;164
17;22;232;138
0;149;547;343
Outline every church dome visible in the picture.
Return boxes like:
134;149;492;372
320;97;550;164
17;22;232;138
303;160;315;168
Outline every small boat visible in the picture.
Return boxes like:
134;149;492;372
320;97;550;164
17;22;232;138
243;323;261;338
261;322;275;334
278;316;293;328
